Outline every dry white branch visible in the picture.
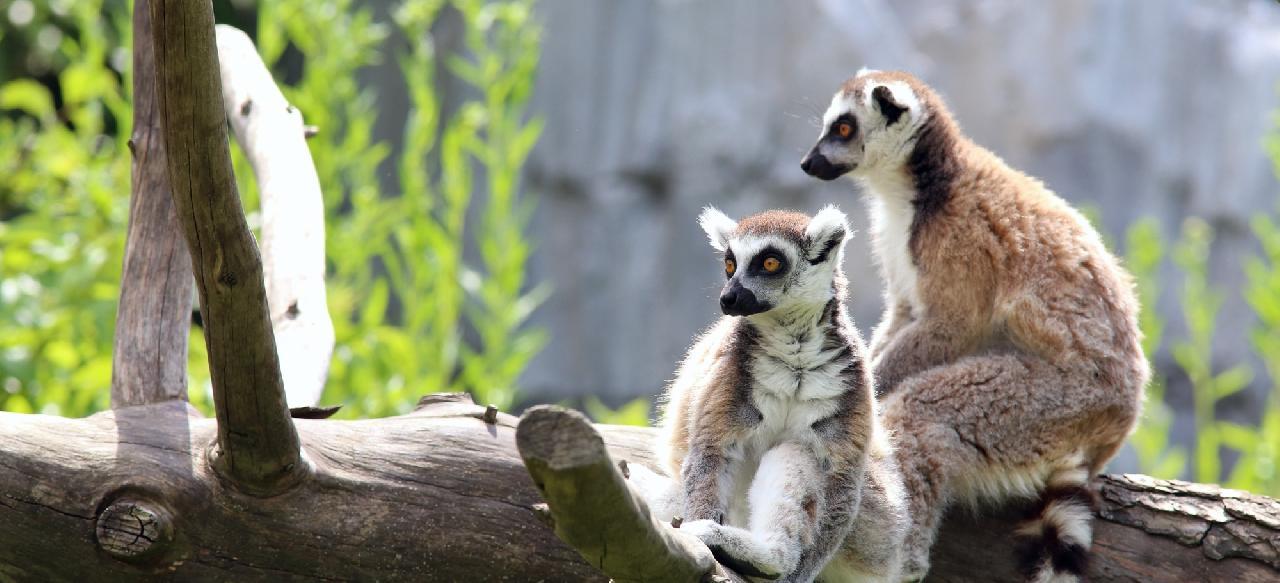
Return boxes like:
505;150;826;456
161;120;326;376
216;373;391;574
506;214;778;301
214;25;334;408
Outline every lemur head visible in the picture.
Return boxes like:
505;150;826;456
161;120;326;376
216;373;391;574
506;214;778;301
698;206;850;317
800;68;936;181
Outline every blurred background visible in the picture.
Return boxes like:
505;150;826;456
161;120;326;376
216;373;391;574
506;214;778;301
2;0;1279;495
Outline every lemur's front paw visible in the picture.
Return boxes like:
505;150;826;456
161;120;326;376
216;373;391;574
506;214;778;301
680;520;784;580
678;519;723;545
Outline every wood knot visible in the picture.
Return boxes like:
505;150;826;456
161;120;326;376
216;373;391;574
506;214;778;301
617;459;630;479
531;503;554;528
286;301;300;319
217;271;238;287
239;99;252;116
95;498;174;562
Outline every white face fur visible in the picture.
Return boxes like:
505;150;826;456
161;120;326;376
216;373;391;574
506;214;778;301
698;206;850;317
801;69;928;183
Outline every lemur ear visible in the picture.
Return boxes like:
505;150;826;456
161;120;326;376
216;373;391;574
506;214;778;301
871;85;908;126
805;205;850;264
698;206;737;252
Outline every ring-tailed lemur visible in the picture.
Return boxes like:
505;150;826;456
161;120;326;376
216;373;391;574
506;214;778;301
800;69;1148;582
652;206;908;582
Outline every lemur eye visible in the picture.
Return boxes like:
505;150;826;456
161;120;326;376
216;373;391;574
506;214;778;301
725;258;736;276
763;257;781;272
835;122;853;139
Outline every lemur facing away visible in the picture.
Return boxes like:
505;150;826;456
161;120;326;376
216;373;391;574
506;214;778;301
654;207;908;582
800;69;1149;582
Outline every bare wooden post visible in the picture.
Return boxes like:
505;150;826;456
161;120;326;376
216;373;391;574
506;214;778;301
147;0;304;495
109;0;193;408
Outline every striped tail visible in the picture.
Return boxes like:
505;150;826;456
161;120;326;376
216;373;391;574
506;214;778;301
1014;466;1097;583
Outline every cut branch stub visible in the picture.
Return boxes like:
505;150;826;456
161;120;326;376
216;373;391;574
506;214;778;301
95;497;175;563
516;405;738;583
147;0;304;496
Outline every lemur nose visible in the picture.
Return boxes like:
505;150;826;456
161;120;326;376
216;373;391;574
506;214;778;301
720;289;740;311
801;152;829;177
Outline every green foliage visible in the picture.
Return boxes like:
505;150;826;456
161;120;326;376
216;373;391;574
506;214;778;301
449;0;549;411
0;0;183;417
1169;218;1255;485
1234;214;1280;493
583;396;653;427
1124;219;1187;480
1;0;546;418
255;0;548;416
1123;213;1280;496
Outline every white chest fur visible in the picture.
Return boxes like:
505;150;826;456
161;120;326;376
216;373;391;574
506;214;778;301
723;323;849;526
867;187;921;313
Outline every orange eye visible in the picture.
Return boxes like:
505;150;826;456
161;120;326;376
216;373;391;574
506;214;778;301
725;259;736;276
836;122;853;139
763;257;781;272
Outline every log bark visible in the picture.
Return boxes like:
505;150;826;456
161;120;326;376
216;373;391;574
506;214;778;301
0;398;1274;582
109;0;193;407
147;0;302;495
214;25;334;409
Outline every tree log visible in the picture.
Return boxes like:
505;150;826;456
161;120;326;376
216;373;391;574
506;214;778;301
110;0;193;408
214;25;334;409
0;398;1274;582
146;0;303;495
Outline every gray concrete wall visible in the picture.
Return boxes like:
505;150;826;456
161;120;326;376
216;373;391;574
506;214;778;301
515;0;1280;435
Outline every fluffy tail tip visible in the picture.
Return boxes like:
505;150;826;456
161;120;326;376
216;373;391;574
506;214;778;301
1014;478;1098;583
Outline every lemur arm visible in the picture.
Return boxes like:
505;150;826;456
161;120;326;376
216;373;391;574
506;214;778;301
681;443;731;524
872;309;988;394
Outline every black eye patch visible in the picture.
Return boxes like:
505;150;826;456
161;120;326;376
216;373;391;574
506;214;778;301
747;246;788;277
827;113;857;142
723;249;737;279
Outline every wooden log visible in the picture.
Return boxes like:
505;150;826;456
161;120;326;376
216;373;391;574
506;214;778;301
109;0;193;408
214;25;334;409
146;0;302;495
0;401;1274;582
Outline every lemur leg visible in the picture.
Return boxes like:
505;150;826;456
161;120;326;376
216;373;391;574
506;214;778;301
881;353;1134;580
682;443;828;581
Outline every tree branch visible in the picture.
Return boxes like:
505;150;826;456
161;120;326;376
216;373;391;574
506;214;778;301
214;25;334;408
110;0;193;408
517;406;744;583
147;0;304;495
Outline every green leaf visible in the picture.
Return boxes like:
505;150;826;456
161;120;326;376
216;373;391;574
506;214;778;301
1212;365;1254;399
0;80;55;119
1218;421;1260;452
